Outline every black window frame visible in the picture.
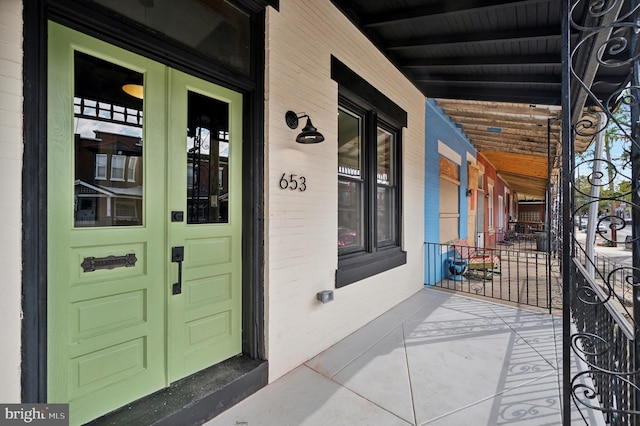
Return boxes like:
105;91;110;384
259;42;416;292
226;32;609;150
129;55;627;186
332;57;406;288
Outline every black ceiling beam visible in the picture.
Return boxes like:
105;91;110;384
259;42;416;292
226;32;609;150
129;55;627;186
421;86;561;105
386;27;562;51
402;54;559;68
415;74;561;86
361;0;554;28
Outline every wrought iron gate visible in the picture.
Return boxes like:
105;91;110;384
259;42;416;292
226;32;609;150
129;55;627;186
565;0;640;423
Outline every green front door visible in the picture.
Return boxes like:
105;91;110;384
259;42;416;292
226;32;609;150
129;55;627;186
167;70;243;381
47;23;242;425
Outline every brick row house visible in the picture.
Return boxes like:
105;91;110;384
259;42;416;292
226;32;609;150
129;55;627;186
2;0;575;424
3;0;426;424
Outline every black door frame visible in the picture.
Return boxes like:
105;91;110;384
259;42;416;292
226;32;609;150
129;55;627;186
22;0;273;416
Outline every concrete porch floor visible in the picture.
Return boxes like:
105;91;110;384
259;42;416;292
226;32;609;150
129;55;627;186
205;288;604;425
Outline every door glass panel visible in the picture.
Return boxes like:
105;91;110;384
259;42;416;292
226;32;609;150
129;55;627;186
74;52;144;227
186;91;229;224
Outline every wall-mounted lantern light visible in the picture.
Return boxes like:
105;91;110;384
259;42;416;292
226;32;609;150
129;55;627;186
285;111;325;144
466;189;473;197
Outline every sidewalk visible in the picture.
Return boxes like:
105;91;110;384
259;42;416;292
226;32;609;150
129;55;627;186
205;288;603;425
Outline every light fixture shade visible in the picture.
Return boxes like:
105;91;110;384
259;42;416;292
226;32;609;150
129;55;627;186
122;83;144;99
122;74;144;99
296;118;325;144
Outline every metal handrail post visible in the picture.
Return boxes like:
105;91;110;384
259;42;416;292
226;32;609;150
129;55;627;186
561;0;572;423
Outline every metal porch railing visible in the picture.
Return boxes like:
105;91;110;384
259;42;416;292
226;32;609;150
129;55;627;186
573;242;636;313
570;258;639;424
563;0;640;422
424;241;557;311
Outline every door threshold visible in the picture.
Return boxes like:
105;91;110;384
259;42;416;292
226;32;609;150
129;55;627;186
88;356;268;425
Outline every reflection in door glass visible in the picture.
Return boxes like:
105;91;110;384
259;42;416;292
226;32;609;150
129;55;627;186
187;91;230;224
73;52;144;227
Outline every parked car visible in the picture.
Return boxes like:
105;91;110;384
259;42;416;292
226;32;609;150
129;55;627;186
576;216;608;233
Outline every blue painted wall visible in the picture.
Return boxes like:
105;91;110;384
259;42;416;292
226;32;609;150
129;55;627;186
424;99;477;284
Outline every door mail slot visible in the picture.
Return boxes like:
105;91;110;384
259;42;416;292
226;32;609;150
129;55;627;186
81;253;137;272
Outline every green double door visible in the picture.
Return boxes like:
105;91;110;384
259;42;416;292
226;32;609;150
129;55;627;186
47;23;243;424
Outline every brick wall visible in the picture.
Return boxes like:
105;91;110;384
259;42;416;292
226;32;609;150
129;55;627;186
0;0;23;403
265;0;426;381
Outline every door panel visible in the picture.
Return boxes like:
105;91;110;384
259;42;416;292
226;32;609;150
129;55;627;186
48;22;243;424
48;22;168;424
167;70;242;381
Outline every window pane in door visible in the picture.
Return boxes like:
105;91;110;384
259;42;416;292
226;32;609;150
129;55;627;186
73;52;143;227
186;91;230;224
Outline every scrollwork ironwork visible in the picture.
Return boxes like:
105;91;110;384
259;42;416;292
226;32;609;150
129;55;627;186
568;0;640;422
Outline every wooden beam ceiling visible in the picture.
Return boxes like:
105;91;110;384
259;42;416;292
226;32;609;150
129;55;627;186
435;99;597;198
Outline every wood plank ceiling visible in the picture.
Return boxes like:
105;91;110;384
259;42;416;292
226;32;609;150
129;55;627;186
331;0;630;199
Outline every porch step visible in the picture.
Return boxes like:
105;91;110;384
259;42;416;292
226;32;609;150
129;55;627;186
88;356;267;426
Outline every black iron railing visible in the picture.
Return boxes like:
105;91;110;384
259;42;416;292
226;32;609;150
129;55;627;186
424;241;556;311
570;258;639;424
573;242;635;311
564;0;640;423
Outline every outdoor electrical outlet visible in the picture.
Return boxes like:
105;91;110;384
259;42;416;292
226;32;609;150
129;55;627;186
316;290;334;304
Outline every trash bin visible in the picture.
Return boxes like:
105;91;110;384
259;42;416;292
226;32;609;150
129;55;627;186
535;232;548;251
625;235;632;250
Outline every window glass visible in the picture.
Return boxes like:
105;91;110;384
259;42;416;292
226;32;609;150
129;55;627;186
338;107;362;178
111;155;126;181
439;156;460;243
332;56;406;286
377;186;396;244
376;127;393;185
115;199;138;221
338;181;364;250
376;127;396;245
488;184;495;229
440;178;460;243
74;52;143;227
338;107;365;251
92;0;251;74
338;104;401;254
186;90;230;224
127;157;138;182
95;154;107;180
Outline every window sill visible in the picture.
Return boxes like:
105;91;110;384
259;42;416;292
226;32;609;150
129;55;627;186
336;247;407;288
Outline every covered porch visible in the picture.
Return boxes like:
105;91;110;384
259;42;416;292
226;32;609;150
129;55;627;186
205;288;603;425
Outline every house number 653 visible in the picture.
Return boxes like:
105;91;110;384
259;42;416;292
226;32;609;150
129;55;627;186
279;173;307;192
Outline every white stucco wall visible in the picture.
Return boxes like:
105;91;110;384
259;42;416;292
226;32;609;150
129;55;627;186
265;0;426;381
0;0;23;403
